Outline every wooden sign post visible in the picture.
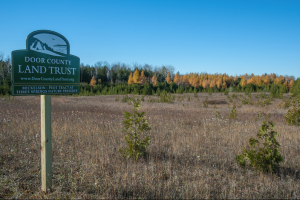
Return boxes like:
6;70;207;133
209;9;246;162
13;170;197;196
11;30;80;192
41;95;52;191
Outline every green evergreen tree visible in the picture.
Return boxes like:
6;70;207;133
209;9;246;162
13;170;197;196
119;99;151;160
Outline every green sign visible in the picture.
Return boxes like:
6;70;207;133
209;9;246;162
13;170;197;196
12;30;80;95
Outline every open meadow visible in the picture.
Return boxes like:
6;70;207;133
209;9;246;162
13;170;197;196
0;93;300;199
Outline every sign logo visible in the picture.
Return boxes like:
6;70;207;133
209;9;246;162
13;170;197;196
12;30;80;96
29;33;68;57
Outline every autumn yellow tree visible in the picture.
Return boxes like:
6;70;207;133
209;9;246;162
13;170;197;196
256;76;263;86
89;76;96;87
247;77;252;85
128;73;134;85
151;75;158;87
139;71;147;85
216;79;222;89
263;76;270;84
182;75;190;87
202;79;209;89
240;78;247;87
222;75;227;83
166;72;172;84
199;79;203;87
288;80;294;91
270;73;276;83
274;76;284;85
174;72;180;85
190;74;199;87
233;76;238;85
210;79;216;88
133;69;140;84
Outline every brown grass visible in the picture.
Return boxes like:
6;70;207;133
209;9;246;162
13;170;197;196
0;93;299;199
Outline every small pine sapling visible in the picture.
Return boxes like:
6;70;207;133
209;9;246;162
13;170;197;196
283;98;291;109
187;95;191;101
119;99;151;160
236;121;283;173
228;102;237;119
215;110;221;118
285;102;300;126
203;97;208;108
122;94;129;102
224;88;229;95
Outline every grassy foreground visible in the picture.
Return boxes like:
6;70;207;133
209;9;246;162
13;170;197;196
0;93;299;199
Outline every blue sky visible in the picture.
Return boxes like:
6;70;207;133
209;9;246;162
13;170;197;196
1;0;299;78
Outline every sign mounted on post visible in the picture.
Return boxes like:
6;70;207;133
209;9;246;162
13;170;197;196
12;30;80;95
11;30;80;192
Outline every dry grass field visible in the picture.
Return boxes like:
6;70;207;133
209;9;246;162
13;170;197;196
0;93;299;199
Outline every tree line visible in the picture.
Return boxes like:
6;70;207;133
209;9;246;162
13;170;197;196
84;62;297;97
0;52;299;97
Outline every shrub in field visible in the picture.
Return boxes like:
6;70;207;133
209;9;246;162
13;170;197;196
245;89;252;96
285;104;300;126
215;110;221;118
224;88;229;95
203;96;208;108
187;95;191;101
280;97;291;109
259;93;268;99
236;121;283;173
242;96;254;105
228;86;234;93
159;91;174;103
256;99;264;107
291;78;300;97
122;94;129;102
247;93;252;99
264;98;271;105
119;99;151;160
148;97;158;103
228;102;237;119
270;84;280;98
